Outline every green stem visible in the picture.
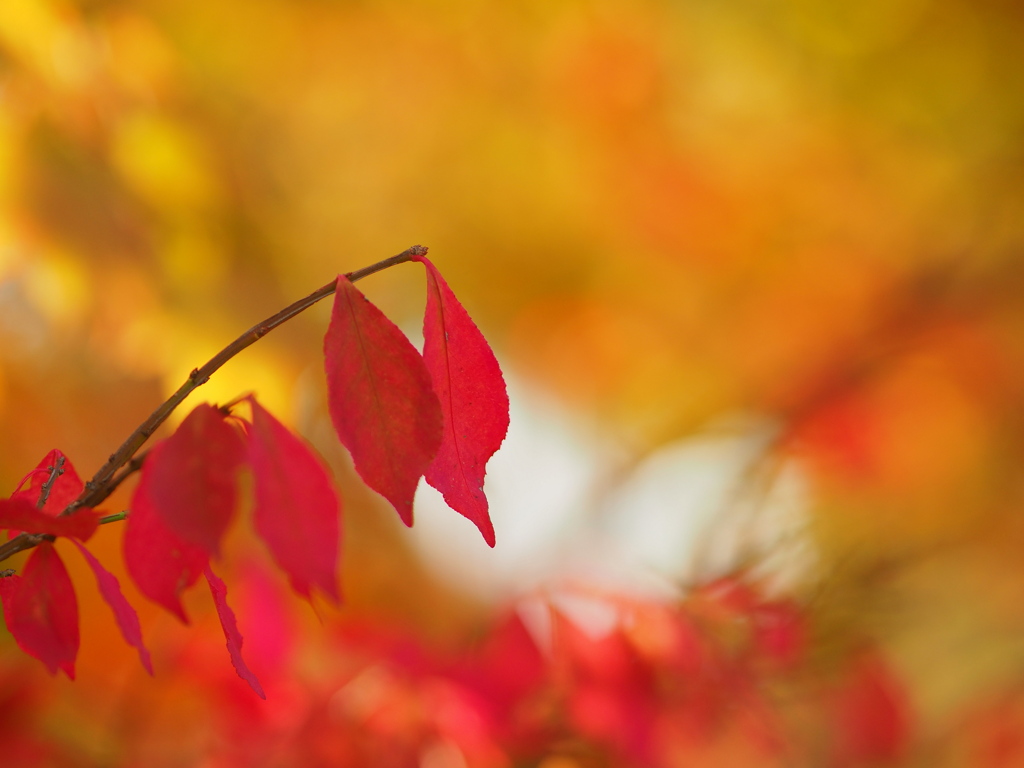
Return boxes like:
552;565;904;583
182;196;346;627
99;511;128;525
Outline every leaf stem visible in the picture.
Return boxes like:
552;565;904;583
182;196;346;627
99;511;128;525
0;245;427;566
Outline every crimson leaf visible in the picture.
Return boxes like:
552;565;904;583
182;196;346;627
414;256;509;546
0;498;100;541
11;449;84;516
147;403;246;556
247;397;341;602
124;443;208;623
204;565;266;699
324;275;442;525
0;543;78;678
72;540;153;675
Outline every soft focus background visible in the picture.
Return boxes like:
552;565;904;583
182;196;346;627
3;0;1024;765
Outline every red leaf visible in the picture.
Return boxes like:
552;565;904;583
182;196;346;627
414;256;509;546
0;543;78;678
204;565;266;699
466;611;547;713
11;449;84;516
71;540;153;675
832;653;912;765
324;275;442;525
147;403;246;556
124;443;208;623
556;610;657;765
0;498;100;541
247;397;341;602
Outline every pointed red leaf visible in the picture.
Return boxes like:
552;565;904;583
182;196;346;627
246;397;341;602
324;275;442;525
0;498;100;541
147;403;246;556
124;443;208;623
204;565;266;699
11;449;84;516
0;543;78;678
72;540;153;675
414;256;509;546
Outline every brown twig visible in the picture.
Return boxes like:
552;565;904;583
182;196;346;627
0;534;48;563
0;245;427;566
37;455;66;509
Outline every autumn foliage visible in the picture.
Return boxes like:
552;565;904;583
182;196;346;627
4;0;1024;766
0;253;509;700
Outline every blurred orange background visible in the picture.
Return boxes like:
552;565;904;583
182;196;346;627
3;0;1024;765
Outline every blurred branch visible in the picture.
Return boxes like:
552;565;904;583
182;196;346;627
0;507;135;565
0;534;47;564
104;451;149;499
0;245;428;567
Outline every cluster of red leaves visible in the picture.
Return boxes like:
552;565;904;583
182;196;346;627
277;580;908;768
0;258;509;695
3;575;913;767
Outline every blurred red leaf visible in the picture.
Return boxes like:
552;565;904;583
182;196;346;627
832;653;912;766
752;600;806;669
72;540;153;675
0;498;99;541
10;449;84;516
324;275;442;525
204;565;266;699
147;403;246;556
469;611;546;706
0;543;78;678
247;396;341;602
232;560;296;675
124;442;209;622
414;256;509;547
457;611;550;751
555;610;657;765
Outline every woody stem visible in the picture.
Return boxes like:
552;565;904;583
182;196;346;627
0;245;428;566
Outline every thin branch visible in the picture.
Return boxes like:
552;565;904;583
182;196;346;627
0;245;428;567
0;533;47;564
103;451;149;500
37;455;66;509
65;244;426;514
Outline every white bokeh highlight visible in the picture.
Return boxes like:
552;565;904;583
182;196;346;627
409;374;810;600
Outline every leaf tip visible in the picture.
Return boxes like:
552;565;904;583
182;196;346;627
475;511;496;548
396;500;415;528
169;602;191;626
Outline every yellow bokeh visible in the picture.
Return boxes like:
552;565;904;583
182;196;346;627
111;113;221;212
22;247;91;329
